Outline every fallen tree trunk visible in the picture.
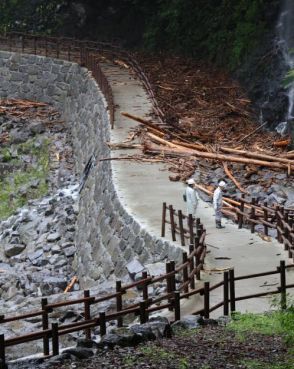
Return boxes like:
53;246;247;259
143;142;294;171
121;111;191;142
223;162;247;193
121;111;166;136
221;147;294;166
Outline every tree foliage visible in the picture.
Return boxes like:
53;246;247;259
0;0;279;69
143;0;274;68
0;0;67;34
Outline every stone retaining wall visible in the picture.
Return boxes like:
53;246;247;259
0;51;182;288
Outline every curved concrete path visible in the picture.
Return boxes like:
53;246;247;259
101;61;294;315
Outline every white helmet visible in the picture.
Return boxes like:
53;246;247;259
187;178;195;185
219;180;226;188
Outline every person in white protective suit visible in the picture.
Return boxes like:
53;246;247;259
213;180;227;228
185;178;198;217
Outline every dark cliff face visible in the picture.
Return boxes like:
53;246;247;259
235;1;288;129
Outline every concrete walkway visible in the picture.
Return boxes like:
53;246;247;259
101;62;294;315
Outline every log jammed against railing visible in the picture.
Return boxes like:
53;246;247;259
217;194;294;260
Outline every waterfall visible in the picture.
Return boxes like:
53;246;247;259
277;0;294;120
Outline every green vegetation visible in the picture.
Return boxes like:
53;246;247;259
240;359;294;369
142;0;270;69
0;0;278;70
122;344;187;368
283;68;294;88
0;137;49;219
0;0;66;34
228;302;294;369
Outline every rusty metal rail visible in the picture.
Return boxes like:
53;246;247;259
0;31;167;129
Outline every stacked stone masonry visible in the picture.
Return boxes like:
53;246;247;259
0;51;182;288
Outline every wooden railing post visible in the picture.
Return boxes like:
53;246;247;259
166;261;171;295
170;260;176;292
189;244;195;289
44;36;48;56
194;236;201;280
169;261;176;311
139;301;147;324
263;201;269;236
279;260;287;310
182;252;189;294
276;206;283;243
174;292;181;322
229;269;236;313
188;214;194;244
56;39;60;58
223;271;229;316
238;194;245;229
21;35;24;53
33;36;37;55
204;282;210;319
284;211;289;251
161;202;166;237
178;210;185;246
84;290;91;339
41;298;49;356
142;271;148;301
291;225;294;261
51;323;59;356
0;334;5;369
116;281;123;327
99;312;106;336
250;198;256;233
169;205;176;241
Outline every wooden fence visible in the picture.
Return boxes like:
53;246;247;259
221;195;294;260
1;260;293;368
161;202;205;246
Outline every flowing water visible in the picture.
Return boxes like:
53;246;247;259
277;0;294;120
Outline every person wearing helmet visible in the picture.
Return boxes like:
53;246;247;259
185;178;198;217
213;180;227;229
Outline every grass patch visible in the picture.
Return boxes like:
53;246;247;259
228;303;294;369
122;344;189;369
240;359;294;369
228;307;294;345
0;137;50;219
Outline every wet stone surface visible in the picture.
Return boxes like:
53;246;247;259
0;99;79;306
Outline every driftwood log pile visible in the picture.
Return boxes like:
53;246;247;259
121;112;294;185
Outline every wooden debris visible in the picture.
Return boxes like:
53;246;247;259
107;142;143;150
237;121;268;144
143;142;294;170
113;59;130;69
223;162;247;193
64;276;78;293
273;138;291;147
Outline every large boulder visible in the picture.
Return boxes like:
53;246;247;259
4;243;26;258
99;327;142;348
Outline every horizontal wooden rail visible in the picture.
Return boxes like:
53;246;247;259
234;290;280;302
235;270;279;281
